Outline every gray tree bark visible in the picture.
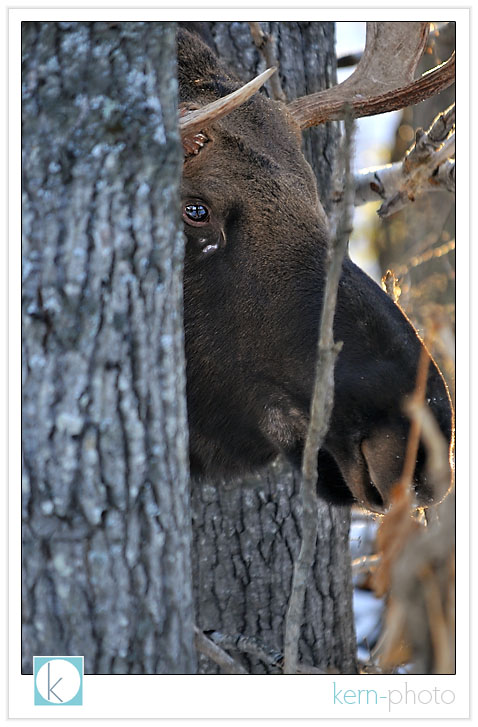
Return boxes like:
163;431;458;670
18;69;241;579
186;22;357;674
22;21;196;674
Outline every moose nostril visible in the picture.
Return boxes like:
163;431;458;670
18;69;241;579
412;442;431;502
361;433;404;506
363;478;386;512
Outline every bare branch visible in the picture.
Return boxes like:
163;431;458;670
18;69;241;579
248;22;287;102
354;105;455;216
354;155;455;209
205;630;330;674
391;239;455;279
194;626;248;674
283;112;355;674
207;630;283;670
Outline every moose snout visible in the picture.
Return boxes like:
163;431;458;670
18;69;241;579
343;351;454;513
360;412;453;513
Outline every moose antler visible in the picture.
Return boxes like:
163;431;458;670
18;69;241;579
179;23;455;139
179;66;276;139
287;22;455;129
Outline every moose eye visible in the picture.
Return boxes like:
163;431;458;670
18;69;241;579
183;202;210;226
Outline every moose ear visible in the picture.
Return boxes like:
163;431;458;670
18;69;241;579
177;28;236;97
179;104;210;159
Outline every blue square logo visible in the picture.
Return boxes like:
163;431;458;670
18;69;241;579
33;656;83;706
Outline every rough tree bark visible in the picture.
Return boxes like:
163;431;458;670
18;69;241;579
22;21;196;674
186;22;357;675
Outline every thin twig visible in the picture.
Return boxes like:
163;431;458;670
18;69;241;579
207;630;283;669
404;394;453;501
194;626;248;674
200;629;329;674
371;340;432;601
392;238;455;278
283;111;355;674
248;22;286;102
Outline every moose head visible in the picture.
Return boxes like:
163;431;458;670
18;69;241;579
178;23;454;513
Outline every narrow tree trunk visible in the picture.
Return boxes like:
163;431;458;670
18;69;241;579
186;22;357;674
22;21;196;674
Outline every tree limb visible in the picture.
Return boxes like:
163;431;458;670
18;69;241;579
205;630;330;674
207;630;283;670
194;626;248;674
283;112;355;674
248;22;287;102
354;104;455;216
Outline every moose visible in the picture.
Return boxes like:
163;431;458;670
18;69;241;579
178;23;454;513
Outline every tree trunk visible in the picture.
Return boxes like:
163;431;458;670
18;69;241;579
22;21;196;674
186;22;357;675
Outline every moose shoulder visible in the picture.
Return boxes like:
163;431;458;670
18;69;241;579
177;27;453;513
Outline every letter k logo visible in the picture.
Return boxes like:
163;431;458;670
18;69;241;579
47;661;63;703
34;656;83;706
